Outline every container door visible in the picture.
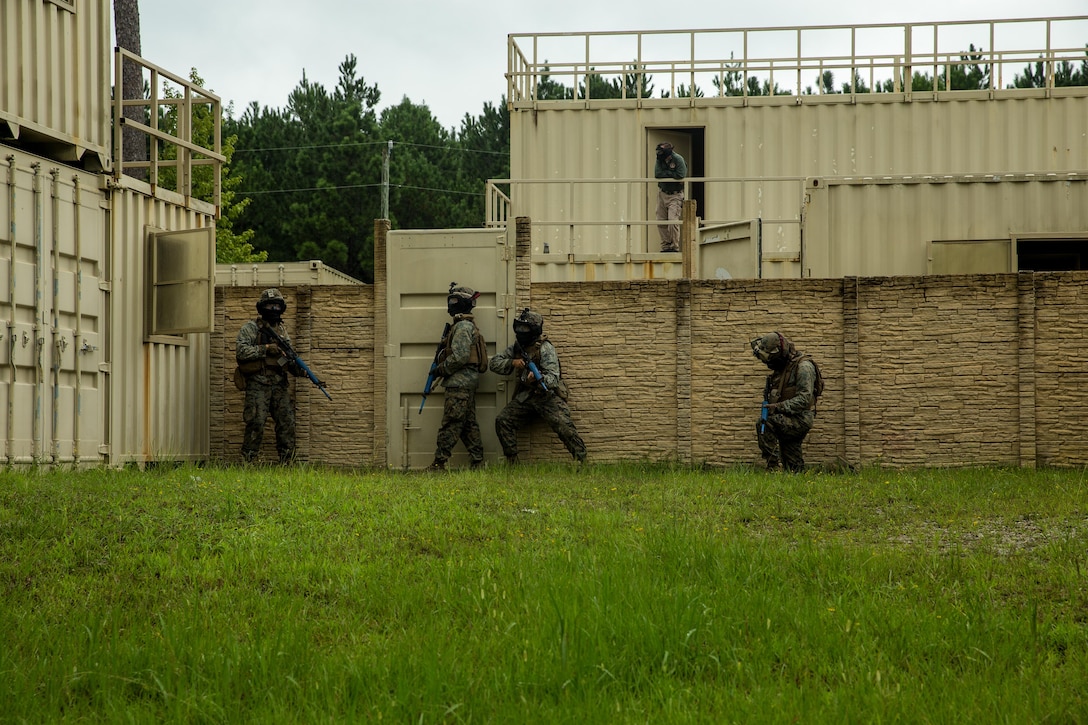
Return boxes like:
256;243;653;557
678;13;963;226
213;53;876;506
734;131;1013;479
0;153;106;465
386;228;514;470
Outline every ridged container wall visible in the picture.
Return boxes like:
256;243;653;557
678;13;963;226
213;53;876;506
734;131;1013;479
0;0;111;167
109;183;215;464
510;93;1088;277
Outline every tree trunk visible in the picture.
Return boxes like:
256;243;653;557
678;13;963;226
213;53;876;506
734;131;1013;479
114;0;146;179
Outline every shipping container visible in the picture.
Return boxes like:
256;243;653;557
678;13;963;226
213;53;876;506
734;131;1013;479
501;16;1088;281
0;149;216;466
802;173;1088;277
0;0;112;170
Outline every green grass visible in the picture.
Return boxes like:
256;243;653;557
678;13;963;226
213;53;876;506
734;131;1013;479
1;463;1085;723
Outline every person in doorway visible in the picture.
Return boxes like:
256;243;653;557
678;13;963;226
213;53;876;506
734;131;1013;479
751;331;822;472
490;308;587;465
654;141;687;252
235;288;304;464
429;283;489;471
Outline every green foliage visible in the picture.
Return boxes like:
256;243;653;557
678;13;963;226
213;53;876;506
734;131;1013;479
225;54;510;283
534;66;575;100
1;464;1086;723
578;63;655;100
157;68;265;263
1012;46;1088;88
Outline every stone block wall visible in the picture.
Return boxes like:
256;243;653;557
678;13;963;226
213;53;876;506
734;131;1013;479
209;272;1088;469
211;285;376;467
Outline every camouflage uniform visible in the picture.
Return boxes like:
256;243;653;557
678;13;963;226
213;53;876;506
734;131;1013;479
752;332;817;472
236;289;303;463
490;309;586;463
432;318;486;468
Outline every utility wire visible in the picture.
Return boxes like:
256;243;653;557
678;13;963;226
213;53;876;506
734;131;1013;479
239;182;483;197
234;139;506;156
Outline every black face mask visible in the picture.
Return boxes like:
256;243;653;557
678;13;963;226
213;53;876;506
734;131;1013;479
448;298;473;317
515;331;538;347
259;305;283;323
766;354;788;371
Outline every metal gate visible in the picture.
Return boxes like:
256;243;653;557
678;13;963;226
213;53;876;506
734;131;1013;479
385;228;515;470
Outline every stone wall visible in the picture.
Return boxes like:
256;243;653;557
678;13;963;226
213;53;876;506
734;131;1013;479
211;285;377;467
210;272;1088;469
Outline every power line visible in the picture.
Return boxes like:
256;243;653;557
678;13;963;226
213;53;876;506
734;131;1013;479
234;139;506;156
238;182;484;197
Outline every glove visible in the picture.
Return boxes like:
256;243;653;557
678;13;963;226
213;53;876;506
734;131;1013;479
265;343;281;357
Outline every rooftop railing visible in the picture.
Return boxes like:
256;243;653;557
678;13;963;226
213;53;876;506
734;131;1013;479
508;16;1088;105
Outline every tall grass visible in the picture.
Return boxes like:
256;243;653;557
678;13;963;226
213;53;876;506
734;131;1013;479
1;464;1085;723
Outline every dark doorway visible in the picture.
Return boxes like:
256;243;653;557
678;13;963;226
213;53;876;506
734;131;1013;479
1017;238;1088;271
684;128;706;220
648;127;706;217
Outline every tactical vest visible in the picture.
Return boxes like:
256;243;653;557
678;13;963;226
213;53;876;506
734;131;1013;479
237;320;288;376
514;336;569;400
775;355;822;410
444;316;489;373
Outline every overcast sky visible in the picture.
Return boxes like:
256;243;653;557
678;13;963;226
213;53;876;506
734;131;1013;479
135;1;1087;129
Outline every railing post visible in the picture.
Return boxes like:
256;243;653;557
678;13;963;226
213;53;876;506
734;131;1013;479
681;199;698;279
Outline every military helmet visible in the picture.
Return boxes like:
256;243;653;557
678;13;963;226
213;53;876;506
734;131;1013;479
447;282;479;308
750;332;784;365
513;308;544;337
257;288;287;314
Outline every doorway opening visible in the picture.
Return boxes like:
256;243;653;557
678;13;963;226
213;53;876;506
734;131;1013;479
1017;236;1088;271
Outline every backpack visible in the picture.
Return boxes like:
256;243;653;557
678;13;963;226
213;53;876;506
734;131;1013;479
802;356;825;411
807;356;825;400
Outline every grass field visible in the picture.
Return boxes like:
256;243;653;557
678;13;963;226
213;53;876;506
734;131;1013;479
1;463;1085;723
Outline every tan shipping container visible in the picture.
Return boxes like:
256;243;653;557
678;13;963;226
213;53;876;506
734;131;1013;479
108;180;215;465
0;149;216;466
504;18;1088;281
802;174;1088;277
0;0;112;170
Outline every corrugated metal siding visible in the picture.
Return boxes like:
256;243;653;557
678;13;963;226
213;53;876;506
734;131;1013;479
109;181;214;464
802;175;1088;277
511;95;1088;277
0;0;111;168
0;149;107;464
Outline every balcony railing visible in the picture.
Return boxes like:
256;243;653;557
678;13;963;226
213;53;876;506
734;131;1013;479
508;16;1088;106
113;48;224;214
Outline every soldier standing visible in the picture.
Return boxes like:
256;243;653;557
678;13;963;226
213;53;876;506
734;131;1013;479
429;284;489;470
751;331;822;472
490;308;587;464
235;288;304;463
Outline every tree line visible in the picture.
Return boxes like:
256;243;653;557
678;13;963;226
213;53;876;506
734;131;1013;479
217;55;509;283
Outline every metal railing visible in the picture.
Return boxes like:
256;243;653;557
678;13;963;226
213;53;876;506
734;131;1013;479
113;48;224;214
508;16;1088;105
485;176;806;257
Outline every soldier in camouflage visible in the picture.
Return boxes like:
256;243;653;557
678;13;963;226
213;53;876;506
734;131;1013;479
751;331;818;472
490;309;587;464
235;288;304;463
429;284;488;470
